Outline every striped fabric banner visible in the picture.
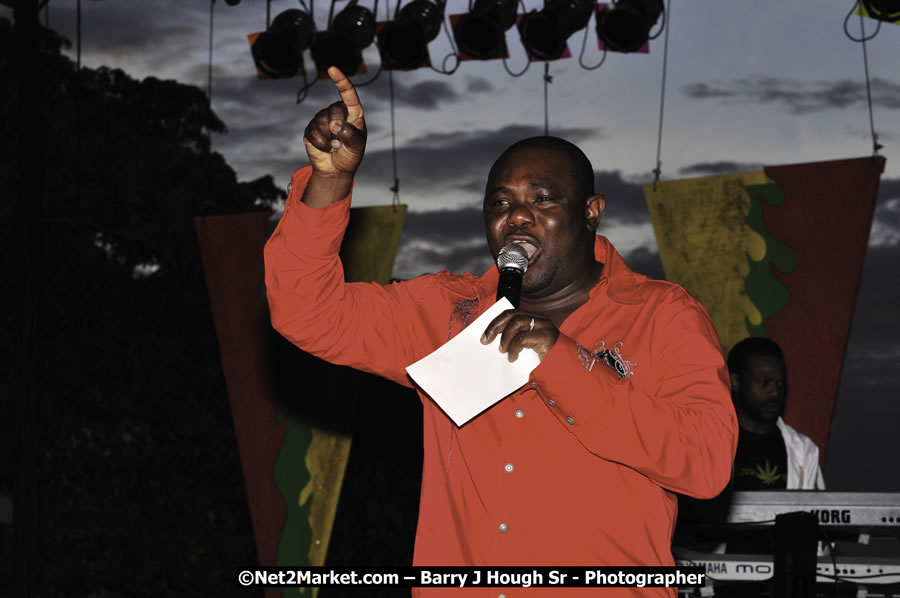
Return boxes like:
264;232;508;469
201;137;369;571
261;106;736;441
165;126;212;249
644;157;884;457
196;204;407;597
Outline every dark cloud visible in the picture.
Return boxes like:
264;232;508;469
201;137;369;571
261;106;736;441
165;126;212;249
681;82;733;100
209;69;483;126
683;77;900;113
872;176;900;246
456;180;486;194
391;208;491;278
678;161;765;176
360;77;463;110
619;246;665;280
403;207;485;243
825;241;900;491
354;123;602;200
47;2;205;56
594;171;652;224
394;239;493;278
843;244;900;342
878;176;900;203
38;2;469;111
465;76;493;93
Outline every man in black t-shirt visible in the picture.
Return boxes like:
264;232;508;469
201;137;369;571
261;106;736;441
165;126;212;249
719;338;825;562
728;337;823;491
672;338;824;576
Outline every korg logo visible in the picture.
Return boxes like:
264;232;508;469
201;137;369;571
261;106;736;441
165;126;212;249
811;509;851;523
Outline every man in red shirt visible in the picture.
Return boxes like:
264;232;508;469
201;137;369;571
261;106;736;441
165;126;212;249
264;68;737;596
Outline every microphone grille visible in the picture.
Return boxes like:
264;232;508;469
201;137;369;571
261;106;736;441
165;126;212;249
497;244;529;272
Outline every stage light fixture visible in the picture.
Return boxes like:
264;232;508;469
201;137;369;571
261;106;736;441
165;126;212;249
519;0;595;61
225;0;241;6
595;0;663;53
862;0;900;23
311;2;376;76
452;0;518;60
377;0;444;70
251;9;316;79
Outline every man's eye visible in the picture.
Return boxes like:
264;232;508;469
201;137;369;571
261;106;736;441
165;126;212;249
535;195;553;202
492;198;509;207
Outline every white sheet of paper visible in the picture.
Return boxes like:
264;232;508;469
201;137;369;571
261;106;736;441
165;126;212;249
405;297;541;426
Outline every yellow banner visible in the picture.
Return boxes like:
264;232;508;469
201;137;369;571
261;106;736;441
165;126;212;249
643;172;769;354
301;204;408;571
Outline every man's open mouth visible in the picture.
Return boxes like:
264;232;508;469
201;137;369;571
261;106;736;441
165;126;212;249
508;238;541;264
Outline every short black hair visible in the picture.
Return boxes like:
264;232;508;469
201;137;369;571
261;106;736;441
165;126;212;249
488;136;595;203
727;337;785;377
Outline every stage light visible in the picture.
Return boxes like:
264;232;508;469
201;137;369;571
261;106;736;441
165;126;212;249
251;9;316;79
595;0;663;53
862;0;900;23
519;0;595;61
377;0;444;70
225;0;241;6
311;2;376;76
452;0;518;60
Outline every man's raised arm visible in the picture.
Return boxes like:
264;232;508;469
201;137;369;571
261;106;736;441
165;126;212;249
263;68;419;386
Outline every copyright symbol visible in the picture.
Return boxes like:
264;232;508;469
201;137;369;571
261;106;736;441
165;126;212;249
238;570;254;586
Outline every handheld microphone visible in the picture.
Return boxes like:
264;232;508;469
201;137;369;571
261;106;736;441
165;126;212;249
496;244;529;308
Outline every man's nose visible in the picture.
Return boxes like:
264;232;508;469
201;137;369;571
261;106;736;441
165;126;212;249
507;203;534;227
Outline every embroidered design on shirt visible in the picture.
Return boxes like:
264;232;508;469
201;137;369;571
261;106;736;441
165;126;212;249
575;340;637;379
445;298;477;475
447;298;478;341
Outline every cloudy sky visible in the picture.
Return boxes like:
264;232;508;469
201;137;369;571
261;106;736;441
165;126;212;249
10;0;899;492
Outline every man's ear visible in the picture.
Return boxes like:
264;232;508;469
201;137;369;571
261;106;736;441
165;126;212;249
730;372;741;394
585;194;605;231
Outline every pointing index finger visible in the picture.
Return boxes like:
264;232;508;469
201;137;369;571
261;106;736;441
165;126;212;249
327;66;365;130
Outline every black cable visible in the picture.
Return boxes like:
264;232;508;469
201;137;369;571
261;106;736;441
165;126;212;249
647;2;666;41
327;0;337;29
353;61;384;88
354;0;388;88
578;18;607;70
859;13;882;157
76;0;81;70
502;53;530;77
817;526;841;598
428;0;460;75
206;0;216;271
388;69;400;205
295;67;318;104
843;0;881;42
503;0;531;77
542;62;551;135
351;1;388;91
208;0;214;101
651;0;671;190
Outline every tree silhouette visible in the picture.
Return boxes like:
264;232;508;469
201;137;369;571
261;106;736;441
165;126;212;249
0;17;283;597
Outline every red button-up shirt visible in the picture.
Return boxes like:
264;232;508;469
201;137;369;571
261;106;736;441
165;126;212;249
264;167;737;596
